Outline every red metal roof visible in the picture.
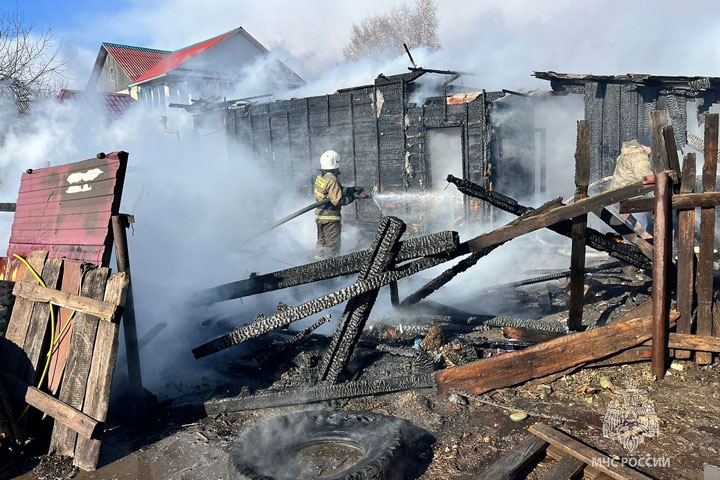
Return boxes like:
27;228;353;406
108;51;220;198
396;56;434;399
58;89;136;120
8;152;128;266
133;29;240;84
103;43;170;82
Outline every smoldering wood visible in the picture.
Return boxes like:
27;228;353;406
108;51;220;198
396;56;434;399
318;217;406;382
569;120;590;331
696;113;718;365
651;173;672;379
446;175;651;270
191;230;459;306
595;208;653;260
675;154;696;359
171;373;436;415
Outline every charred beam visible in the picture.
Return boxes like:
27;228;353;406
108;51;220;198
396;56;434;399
447;175;652;270
191;230;459;306
192;254;454;358
318;217;406;382
170;373;436;415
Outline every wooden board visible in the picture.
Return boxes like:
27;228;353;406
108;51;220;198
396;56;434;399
481;435;548;480
13;282;118;322
569;120;590;331
0;251;48;376
541;455;585;480
528;423;652;480
49;267;110;456
649;110;669;173
74;272;129;470
20;258;62;385
435;312;672;394
675;154;697;359
49;260;83;394
697;114;718;365
25;386;100;440
619;191;720;213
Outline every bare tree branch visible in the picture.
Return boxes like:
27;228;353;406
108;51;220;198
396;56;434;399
0;7;67;113
343;0;440;61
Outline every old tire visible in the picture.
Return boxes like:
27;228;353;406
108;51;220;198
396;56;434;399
228;410;407;480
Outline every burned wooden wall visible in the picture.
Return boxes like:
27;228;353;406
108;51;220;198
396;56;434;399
535;72;720;181
225;73;501;225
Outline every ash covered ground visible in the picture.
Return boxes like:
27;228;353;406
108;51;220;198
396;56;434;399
6;248;719;480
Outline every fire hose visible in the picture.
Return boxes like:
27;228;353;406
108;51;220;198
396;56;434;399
248;191;373;243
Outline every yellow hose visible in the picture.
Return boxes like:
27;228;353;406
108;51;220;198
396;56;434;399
12;254;77;421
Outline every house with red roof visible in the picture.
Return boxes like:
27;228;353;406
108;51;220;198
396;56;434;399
87;27;302;111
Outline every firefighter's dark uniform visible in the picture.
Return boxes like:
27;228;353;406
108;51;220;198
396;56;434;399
314;170;353;260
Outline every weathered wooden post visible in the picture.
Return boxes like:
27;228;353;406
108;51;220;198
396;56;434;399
111;214;144;410
651;173;672;378
697;114;719;365
569;121;590;331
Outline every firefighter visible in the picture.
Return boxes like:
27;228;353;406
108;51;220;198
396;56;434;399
610;136;652;189
610;135;653;233
314;150;361;260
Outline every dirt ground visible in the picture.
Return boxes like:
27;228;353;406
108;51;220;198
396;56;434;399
4;260;720;479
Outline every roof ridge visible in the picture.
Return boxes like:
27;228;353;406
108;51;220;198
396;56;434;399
170;27;240;53
102;42;171;54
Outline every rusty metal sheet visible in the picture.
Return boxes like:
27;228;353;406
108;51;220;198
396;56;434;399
7;152;128;267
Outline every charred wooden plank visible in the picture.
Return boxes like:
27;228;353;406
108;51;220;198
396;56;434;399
192;254;454;358
74;272;130;471
447;175;651;270
434;312;677;395
191;230;459;306
569;121;590;330
50;267;110;457
528;423;652;480
318;217;406;382
171;373;436;415
675;154;696;359
697;114;718;365
465;182;653;253
481;435;548;480
595;208;653;260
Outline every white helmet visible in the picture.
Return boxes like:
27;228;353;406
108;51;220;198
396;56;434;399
320;150;340;170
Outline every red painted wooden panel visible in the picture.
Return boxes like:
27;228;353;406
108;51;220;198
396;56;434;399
8;152;128;266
